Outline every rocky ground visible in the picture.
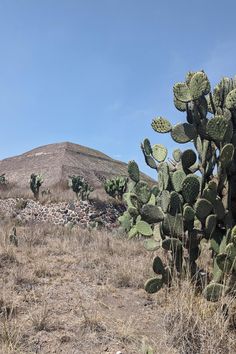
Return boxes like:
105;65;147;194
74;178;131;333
0;198;125;229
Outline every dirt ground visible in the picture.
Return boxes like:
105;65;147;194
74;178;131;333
0;222;235;354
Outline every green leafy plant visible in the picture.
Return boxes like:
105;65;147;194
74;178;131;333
104;176;128;200
120;71;236;301
30;173;43;200
68;175;93;201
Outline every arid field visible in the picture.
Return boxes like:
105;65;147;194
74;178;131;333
0;219;235;354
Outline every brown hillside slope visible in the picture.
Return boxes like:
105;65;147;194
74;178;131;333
0;142;154;198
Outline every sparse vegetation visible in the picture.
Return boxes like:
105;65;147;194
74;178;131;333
0;173;6;185
68;175;93;200
104;176;128;200
30;173;43;200
0;222;234;353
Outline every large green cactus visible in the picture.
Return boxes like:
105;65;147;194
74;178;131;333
119;71;236;301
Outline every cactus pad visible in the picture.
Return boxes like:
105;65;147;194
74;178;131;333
160;190;170;212
152;256;165;275
151;116;172;133
127;207;139;218
144;277;164;294
202;186;217;205
150;185;160;196
181;149;197;169
171;123;197;143
189;71;211;100
195;198;213;220
128;226;138;239
141;204;164;224
148;194;156;205
216;253;233;273
169;191;183;215
143;154;157;169
214;197;226;220
158;162;169;190
203;283;228;302
183;205;195;221
181;175;200;203
173;82;191;103
152;144;168;162
136;220;153;236
225;242;236;261
205;214;217;237
143;238;160;251
134;181;151;204
162;237;183;251
206;116;231;142
220;143;234;168
171;170;186;192
128;160;140;183
143;138;152;155
174;96;186;112
118;212;132;232
172;148;182;162
130;193;142;210
162;213;184;238
225;88;236;110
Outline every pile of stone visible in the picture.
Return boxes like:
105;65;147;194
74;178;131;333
0;198;125;229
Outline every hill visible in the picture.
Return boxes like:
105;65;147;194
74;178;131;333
0;142;154;199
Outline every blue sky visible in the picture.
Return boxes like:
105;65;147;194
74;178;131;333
0;0;236;178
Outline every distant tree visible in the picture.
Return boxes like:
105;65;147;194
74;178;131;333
30;173;43;200
68;175;93;201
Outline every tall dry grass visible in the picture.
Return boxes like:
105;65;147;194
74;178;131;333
0;219;235;353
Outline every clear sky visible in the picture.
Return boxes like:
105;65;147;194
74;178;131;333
0;0;236;178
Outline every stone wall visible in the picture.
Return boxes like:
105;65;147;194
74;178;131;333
0;198;125;229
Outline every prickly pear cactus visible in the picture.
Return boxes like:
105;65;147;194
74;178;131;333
30;173;43;200
0;173;6;185
104;176;128;200
119;70;236;301
68;175;93;201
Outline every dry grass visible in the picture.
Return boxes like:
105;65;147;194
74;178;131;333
0;221;235;353
0;183;113;203
162;281;236;354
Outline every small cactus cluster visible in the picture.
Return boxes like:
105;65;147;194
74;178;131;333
68;175;93;200
104;176;128;200
120;71;236;301
9;227;18;247
0;173;6;185
118;160;161;236
30;173;44;200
